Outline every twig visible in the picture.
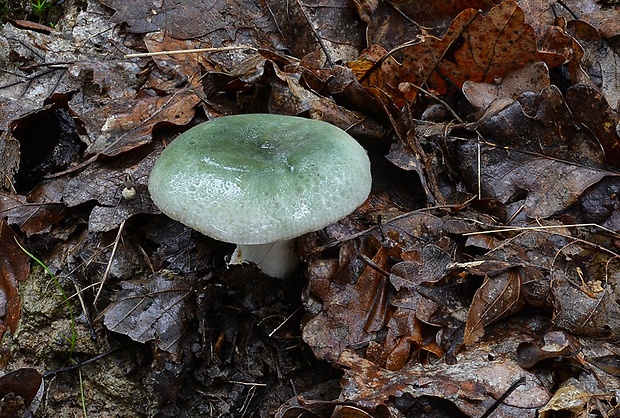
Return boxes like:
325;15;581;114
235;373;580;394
312;197;476;254
69;276;97;341
43;348;120;378
293;0;333;67
268;306;302;337
479;376;526;418
124;45;258;59
410;84;464;124
94;218;125;305
462;223;620;238
357;37;425;84
227;381;267;387
359;253;391;277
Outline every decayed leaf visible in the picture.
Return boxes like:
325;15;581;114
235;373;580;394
100;0;282;44
457;86;613;218
102;273;196;354
336;315;551;418
0;131;19;190
551;273;620;339
357;0;502;51
580;177;620;230
462;61;551;110
267;62;382;138
302;242;392;363
303;212;485;368
396;1;566;101
516;331;581;369
555;0;620;39
62;144;160;232
538;378;595;416
465;225;620;343
0;220;30;339
83;81;200;157
464;269;525;345
566;20;620;112
587;354;620;377
271;0;366;63
566;83;620;167
0;8;141;139
0;368;43;416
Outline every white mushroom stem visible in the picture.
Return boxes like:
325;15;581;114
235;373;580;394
229;239;300;279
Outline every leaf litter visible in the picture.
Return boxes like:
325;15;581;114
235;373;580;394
1;0;620;416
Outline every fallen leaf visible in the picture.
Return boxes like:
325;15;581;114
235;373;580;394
102;273;197;354
565;83;620;166
551;273;620;339
555;0;620;39
538;378;593;416
337;314;551;417
358;0;502;51
516;331;581;368
580;177;620;230
587;354;620;377
0;368;43;416
464;268;525;345
0;131;19;190
462;61;551;110
62;144;160;232
0;220;30;339
457;86;613;218
397;1;566;101
566;20;620;112
100;0;281;44
302;242;392;363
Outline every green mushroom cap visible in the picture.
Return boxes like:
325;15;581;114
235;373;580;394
148;114;371;245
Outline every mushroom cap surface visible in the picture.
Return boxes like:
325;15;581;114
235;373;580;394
148;114;371;245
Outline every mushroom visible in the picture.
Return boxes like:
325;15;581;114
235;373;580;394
148;114;371;278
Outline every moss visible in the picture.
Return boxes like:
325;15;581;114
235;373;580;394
0;0;29;20
0;0;60;26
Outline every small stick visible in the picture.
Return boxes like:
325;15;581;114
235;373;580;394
268;306;302;338
43;348;119;378
94;219;125;305
479;376;526;418
462;223;620;237
124;45;258;59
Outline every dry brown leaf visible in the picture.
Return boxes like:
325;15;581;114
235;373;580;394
100;0;279;42
397;1;566;101
551;273;620;339
538;378;596;416
462;61;551;110
336;315;551;417
457;86;613;218
302;243;392;363
464;269;526;345
554;0;620;39
0;220;30;339
84;83;200;157
516;331;581;368
0;132;19;190
358;0;502;51
268;63;378;137
566;83;620;167
566;20;620;112
580;177;620;231
62;145;160;232
0;9;141;144
0;368;43;416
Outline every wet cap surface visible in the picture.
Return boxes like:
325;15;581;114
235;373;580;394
148;114;372;244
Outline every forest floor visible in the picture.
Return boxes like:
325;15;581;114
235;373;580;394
1;0;620;417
